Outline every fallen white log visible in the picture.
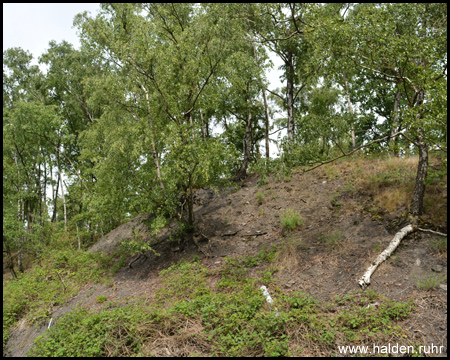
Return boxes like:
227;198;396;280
358;224;417;288
260;285;279;317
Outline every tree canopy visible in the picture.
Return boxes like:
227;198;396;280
3;3;447;261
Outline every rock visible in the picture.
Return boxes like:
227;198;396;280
439;284;447;291
431;264;443;273
415;258;421;266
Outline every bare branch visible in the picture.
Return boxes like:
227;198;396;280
418;228;447;237
265;87;286;104
303;132;404;173
398;131;419;147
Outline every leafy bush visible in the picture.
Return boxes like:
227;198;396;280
29;305;149;357
25;256;417;357
3;249;111;351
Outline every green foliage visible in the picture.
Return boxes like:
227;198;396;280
96;295;107;304
24;255;417;357
3;249;112;350
255;191;264;204
29;305;149;357
279;209;303;231
319;230;344;250
430;236;447;254
414;273;447;291
119;226;160;258
3;3;446;356
259;244;278;263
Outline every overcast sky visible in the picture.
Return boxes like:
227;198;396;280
4;3;285;155
3;3;100;66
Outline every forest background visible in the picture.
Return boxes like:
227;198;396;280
3;3;447;356
4;3;446;266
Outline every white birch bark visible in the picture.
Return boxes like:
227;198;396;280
56;154;67;230
358;225;416;288
343;71;356;151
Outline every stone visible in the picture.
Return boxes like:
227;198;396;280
431;264;443;273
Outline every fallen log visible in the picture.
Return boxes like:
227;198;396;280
358;224;417;288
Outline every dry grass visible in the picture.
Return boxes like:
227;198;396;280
274;236;301;274
141;318;210;357
319;154;447;228
374;187;411;213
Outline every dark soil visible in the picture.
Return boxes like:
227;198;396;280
5;170;447;357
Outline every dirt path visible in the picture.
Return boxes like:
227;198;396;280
5;170;447;356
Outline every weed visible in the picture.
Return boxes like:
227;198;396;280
29;305;150;357
319;231;344;250
330;197;342;209
389;254;398;264
256;191;265;204
25;259;417;357
430;236;447;254
275;237;300;272
259;244;278;263
414;272;447;291
192;254;201;262
258;208;265;216
257;175;268;187
343;179;356;193
373;242;382;253
96;295;107;303
279;209;303;231
111;254;127;274
283;172;292;183
242;254;262;267
3;249;112;353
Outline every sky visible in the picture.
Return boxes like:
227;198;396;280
3;3;285;155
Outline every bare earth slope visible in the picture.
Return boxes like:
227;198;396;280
5;170;447;357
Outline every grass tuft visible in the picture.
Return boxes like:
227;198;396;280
279;209;303;231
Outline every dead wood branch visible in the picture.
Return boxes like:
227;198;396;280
222;230;239;237
418;228;447;237
358;224;417;288
304;132;403;173
128;253;147;269
242;231;267;237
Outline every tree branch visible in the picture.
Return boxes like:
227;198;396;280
265;87;286;104
303;131;404;173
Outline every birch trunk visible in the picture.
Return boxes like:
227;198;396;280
50;168;59;222
43;161;47;222
14;152;24;273
286;50;295;145
141;84;165;191
359;225;416;288
390;90;401;156
237;111;253;180
56;154;67;230
76;223;81;250
409;90;428;217
250;31;270;159
343;71;356;151
200;108;207;141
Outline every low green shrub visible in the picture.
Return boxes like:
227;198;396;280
279;209;303;231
